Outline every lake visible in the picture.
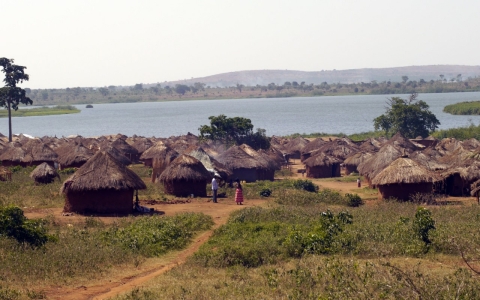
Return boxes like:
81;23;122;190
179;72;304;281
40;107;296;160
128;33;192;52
2;92;480;138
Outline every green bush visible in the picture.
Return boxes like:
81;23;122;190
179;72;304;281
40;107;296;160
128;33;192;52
0;205;53;247
345;193;364;207
413;207;435;248
292;179;318;192
59;167;76;175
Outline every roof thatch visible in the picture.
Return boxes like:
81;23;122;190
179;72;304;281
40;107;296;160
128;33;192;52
385;132;417;152
55;143;95;167
304;153;342;167
140;141;167;160
371;157;440;186
435;138;464;155
284;137;309;155
470;179;480;196
23;139;58;162
111;138;139;159
308;139;360;160
30;162;59;181
344;152;373;167
131;138;154;154
357;144;403;179
158;154;211;182
61;151;146;193
410;149;448;171
301;138;327;154
215;145;266;170
183;146;232;179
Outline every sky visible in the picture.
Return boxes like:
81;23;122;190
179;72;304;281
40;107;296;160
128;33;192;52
2;0;480;89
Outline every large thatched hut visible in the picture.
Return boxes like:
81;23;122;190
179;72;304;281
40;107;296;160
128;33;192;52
111;138;139;162
30;162;59;184
158;154;211;197
304;153;342;178
239;144;275;181
61;151;146;214
371;157;439;201
215;145;267;182
284;137;309;160
0;140;58;167
343;152;373;175
183;146;232;180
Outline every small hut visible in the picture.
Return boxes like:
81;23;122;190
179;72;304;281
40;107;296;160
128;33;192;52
30;162;59;184
304;153;342;178
343;152;373;175
284;137;309;160
61;151;146;214
55;143;95;169
183;146;232;181
158;154;211;197
216;145;267;182
371;157;439;201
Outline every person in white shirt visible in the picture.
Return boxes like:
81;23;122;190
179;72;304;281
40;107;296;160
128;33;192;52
212;175;219;203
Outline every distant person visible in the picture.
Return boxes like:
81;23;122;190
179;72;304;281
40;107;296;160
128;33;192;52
234;178;244;205
357;177;361;188
212;175;219;203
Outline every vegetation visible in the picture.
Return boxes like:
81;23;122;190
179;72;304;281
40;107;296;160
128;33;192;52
0;58;33;141
198;114;270;150
20;75;480;107
374;93;440;138
432;121;480;140
0;105;79;118
122;201;480;299
444;101;480;115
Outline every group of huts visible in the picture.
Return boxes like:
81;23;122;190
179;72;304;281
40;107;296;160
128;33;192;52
2;129;480;214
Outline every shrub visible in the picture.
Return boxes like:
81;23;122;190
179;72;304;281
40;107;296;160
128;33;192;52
0;205;53;247
413;207;435;248
59;167;76;175
345;193;363;207
293;179;318;192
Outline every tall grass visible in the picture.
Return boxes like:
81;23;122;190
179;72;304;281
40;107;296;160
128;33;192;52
444;101;480;115
0;105;80;118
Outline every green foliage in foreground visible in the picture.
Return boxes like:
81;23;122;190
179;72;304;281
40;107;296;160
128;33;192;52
193;202;480;269
0;212;213;287
0;205;53;247
103;213;214;257
0;105;79;118
444;100;480;115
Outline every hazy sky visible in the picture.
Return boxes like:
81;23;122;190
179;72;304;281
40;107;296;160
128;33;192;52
3;0;479;89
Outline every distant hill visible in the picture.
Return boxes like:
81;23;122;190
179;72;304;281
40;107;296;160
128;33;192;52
154;65;480;88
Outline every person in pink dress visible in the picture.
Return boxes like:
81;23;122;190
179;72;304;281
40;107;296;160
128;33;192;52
234;178;244;205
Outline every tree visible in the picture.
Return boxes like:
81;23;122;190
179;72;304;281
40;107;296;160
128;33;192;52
401;76;409;83
174;84;190;96
0;58;33;142
133;83;143;91
198;114;270;149
98;87;109;97
373;93;440;138
236;83;244;93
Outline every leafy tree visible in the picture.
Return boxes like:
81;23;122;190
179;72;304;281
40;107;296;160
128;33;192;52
193;82;205;92
98;87;109;97
236;83;244;93
133;83;143;91
401;76;409;83
198;114;270;149
0;58;33;142
373;93;440;138
174;84;190;96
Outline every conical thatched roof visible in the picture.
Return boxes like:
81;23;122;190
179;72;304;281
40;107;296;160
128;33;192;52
301;138;327;154
410;149;448;171
435;138;463;156
462;138;480;151
100;145;131;165
23;139;58;162
159;154;211;182
111;138;139;159
309;139;360;160
344;152;373;167
140;141;167;160
371;157;440;186
358;144;403;179
30;162;59;182
385;132;417;152
0;143;28;163
131;138;154;154
216;145;266;170
61;151;146;193
359;137;383;152
183;146;232;179
284;137;309;154
304;152;342;167
55;143;95;167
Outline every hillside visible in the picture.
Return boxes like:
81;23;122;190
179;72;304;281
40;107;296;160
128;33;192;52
156;65;480;88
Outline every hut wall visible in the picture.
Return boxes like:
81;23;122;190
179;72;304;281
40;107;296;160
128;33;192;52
306;164;341;178
140;158;153;167
378;182;433;201
162;180;207;197
231;168;258;183
64;189;134;214
344;165;357;175
289;151;301;160
444;173;467;196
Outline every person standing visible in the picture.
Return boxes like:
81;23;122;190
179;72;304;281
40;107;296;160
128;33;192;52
212;175;219;203
357;177;361;188
234;178;244;205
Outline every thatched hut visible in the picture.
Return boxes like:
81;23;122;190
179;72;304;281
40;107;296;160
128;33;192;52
303;153;342;178
61;151;146;214
139;141;167;167
300;138;327;159
131;137;154;156
304;138;359;162
343;152;373;175
158;154;211;197
284;137;309;160
55;143;95;169
0;140;58;167
183;146;232;180
371;157;440;201
30;162;59;184
215;145;267;182
111;138;139;162
239;144;275;181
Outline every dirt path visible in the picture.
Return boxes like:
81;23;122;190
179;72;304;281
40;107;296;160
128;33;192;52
36;198;268;300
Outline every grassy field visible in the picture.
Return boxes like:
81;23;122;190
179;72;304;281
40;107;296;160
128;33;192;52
2;165;480;299
444;101;480;115
0;105;80;118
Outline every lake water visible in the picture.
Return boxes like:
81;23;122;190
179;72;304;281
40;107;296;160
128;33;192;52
2;92;480;138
